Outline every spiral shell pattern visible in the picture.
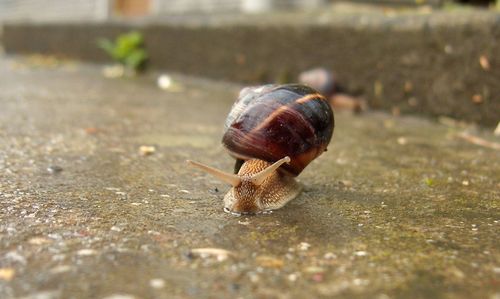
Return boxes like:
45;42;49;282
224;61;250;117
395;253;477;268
222;84;334;176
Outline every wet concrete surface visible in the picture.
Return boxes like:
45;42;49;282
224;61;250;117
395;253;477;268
0;56;498;299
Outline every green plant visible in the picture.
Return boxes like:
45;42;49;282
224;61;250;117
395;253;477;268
98;31;148;71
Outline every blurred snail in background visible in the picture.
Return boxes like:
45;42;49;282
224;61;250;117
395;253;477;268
299;67;366;113
298;67;337;98
188;84;334;215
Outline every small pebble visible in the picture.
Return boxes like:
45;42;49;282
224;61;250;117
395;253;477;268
47;165;63;174
28;237;53;245
189;248;234;262
397;137;408;145
149;278;165;289
494;122;500;136
50;265;72;274
255;255;284;268
354;251;368;257
102;294;136;299
77;249;97;256
238;220;250;225
305;266;325;274
312;273;324;282
0;268;15;281
353;278;368;286
299;242;311;251
288;273;299;282
324;252;337;259
157;75;172;89
139;145;156;156
339;180;353;187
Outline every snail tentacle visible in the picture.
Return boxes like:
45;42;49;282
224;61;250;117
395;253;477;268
250;156;291;186
186;160;241;187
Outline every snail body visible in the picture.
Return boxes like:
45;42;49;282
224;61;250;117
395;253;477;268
188;84;334;214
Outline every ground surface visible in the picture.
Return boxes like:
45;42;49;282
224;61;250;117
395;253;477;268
0;56;498;299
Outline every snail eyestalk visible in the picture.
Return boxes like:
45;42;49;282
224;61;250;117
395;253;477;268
250;156;291;186
186;160;241;187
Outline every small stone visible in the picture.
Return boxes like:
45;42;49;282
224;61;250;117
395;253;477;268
102;294;136;299
139;145;156;156
248;272;259;283
494;122;500;136
353;278;369;286
5;251;26;264
149;278;165;289
189;248;234;262
324;252;337;260
19;290;60;299
28;237;52;245
157;75;172;89
84;127;99;134
77;249;97;256
50;265;72;274
288;273;299;282
255;256;284;268
397;137;408;145
157;75;183;92
462;180;470;186
354;251;368;257
305;266;324;274
110;226;122;232
0;268;15;281
298;242;311;251
339;180;352;187
312;273;324;282
47;165;63;174
479;55;490;71
471;94;483;104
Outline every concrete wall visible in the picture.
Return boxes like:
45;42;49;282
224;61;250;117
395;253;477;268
0;0;329;22
4;18;499;126
0;0;110;22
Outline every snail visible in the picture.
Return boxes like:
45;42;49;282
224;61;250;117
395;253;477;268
187;84;334;214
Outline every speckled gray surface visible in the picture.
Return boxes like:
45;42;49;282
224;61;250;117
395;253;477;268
0;56;498;299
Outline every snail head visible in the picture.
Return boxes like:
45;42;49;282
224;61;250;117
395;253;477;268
186;157;291;214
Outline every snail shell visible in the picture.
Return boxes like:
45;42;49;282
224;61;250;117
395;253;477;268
222;84;334;176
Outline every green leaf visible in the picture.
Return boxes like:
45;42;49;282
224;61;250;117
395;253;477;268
97;31;148;71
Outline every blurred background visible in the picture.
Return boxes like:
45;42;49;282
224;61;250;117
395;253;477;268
0;2;499;299
0;0;498;126
0;0;497;22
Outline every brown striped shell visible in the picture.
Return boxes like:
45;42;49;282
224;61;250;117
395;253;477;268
222;84;334;176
